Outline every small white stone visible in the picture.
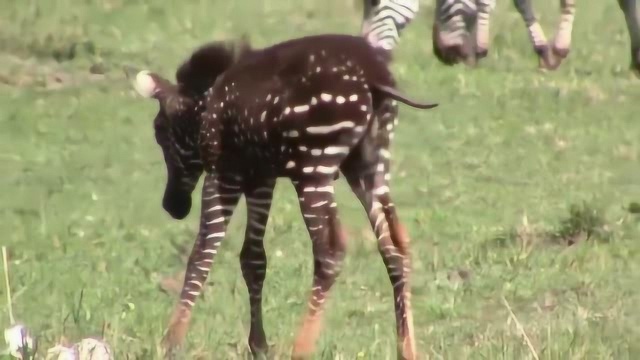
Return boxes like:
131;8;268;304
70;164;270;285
4;324;35;358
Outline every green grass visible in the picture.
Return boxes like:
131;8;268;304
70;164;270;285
2;0;640;358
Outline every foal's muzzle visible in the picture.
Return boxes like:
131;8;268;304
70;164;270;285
162;187;193;220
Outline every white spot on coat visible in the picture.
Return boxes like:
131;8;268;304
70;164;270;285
315;166;337;174
323;146;350;155
306;121;355;134
294;105;310;113
320;93;333;102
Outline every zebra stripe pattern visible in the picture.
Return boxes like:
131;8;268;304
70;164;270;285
127;35;437;359
362;0;420;50
432;0;496;65
431;0;576;69
512;0;576;69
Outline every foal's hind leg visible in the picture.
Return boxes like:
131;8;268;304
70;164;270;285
291;176;347;359
239;178;276;356
341;101;416;360
342;163;416;360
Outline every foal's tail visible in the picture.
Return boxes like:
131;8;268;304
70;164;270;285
372;83;439;110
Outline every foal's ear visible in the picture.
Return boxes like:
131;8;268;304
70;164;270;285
124;66;176;100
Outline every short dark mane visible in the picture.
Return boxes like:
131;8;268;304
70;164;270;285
176;37;253;96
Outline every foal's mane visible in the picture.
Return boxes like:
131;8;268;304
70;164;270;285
175;35;253;96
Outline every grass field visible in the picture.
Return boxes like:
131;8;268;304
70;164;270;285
2;0;640;358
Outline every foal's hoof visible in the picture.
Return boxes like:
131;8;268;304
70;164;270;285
291;340;315;360
161;308;192;359
161;332;184;360
248;340;269;359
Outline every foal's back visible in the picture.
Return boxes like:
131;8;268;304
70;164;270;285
203;34;396;178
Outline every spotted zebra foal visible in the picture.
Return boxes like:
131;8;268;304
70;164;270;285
127;34;437;359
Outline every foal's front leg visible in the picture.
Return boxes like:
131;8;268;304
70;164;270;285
291;177;347;359
162;173;242;357
239;179;276;356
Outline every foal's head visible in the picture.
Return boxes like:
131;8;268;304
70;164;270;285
127;39;250;219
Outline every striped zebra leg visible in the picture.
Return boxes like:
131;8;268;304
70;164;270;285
551;0;576;60
239;179;276;356
343;166;416;360
512;0;558;69
475;0;496;59
618;0;640;74
432;0;476;66
341;100;416;360
162;173;242;357
362;0;420;51
291;179;347;359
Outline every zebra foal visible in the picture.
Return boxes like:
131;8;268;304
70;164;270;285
126;34;437;359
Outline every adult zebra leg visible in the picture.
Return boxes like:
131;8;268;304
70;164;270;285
291;178;347;359
432;0;475;66
162;173;242;357
362;0;420;51
239;179;276;356
552;0;576;61
475;0;496;60
341;164;416;360
513;0;558;69
618;0;640;74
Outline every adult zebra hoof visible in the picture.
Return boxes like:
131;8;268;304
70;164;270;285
535;45;559;71
631;48;640;77
552;45;570;59
475;47;489;60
